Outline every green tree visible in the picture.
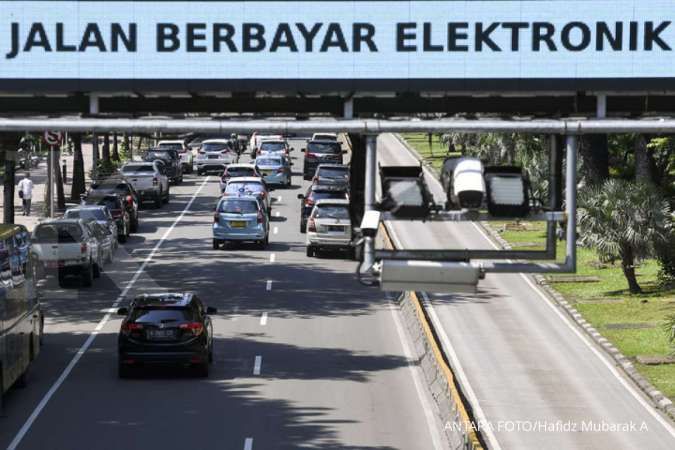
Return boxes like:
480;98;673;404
578;179;673;294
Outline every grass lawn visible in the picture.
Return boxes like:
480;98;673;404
402;135;675;402
399;133;455;171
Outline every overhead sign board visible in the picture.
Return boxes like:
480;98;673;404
1;1;674;92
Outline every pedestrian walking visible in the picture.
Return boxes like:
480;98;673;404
17;172;33;216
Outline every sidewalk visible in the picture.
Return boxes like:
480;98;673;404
0;144;95;231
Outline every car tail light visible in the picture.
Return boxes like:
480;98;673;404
307;218;317;232
152;177;158;186
121;322;143;335
276;168;284;174
126;195;133;205
80;243;87;254
305;152;317;160
305;197;314;207
257;211;264;224
312;176;318;182
260;191;266;199
179;322;204;336
112;210;122;219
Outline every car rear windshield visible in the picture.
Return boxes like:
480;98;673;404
227;168;255;177
94;197;121;211
33;224;84;243
308;142;341;154
218;199;259;214
260;142;285;151
226;183;264;194
64;209;107;221
122;165;153;173
318;168;348;178
311;191;348;201
158;143;183;151
202;143;230;152
147;150;177;160
256;159;281;166
314;134;337;141
314;206;350;219
130;307;194;324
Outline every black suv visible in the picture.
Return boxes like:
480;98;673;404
117;293;217;378
302;140;345;180
297;184;349;233
88;177;140;232
144;148;183;184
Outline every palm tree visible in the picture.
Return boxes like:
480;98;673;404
578;179;673;294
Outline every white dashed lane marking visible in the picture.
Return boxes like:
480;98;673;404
253;356;262;375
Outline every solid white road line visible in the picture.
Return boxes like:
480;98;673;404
266;280;273;291
387;295;444;450
269;253;276;263
6;176;212;450
260;312;268;326
253;356;262;375
273;227;278;235
244;437;253;450
387;224;503;450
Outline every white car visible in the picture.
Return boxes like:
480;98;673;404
31;219;103;286
256;139;289;158
311;133;338;142
219;163;261;192
157;139;194;174
305;199;353;258
250;134;283;158
196;139;237;175
223;177;272;215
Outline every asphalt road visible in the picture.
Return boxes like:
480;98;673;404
377;133;675;450
0;140;445;450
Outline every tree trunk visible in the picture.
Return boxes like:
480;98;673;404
621;246;642;294
124;134;132;160
102;134;111;162
55;146;65;211
91;133;99;179
579;135;609;187
634;135;658;186
1;134;20;224
70;134;86;202
112;133;120;162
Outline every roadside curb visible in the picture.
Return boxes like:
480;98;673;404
392;132;675;423
380;225;485;450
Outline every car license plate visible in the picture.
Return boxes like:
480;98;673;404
230;221;246;228
328;226;345;232
147;329;175;340
45;261;60;268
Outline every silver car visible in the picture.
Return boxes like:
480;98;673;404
305;199;353;258
64;206;118;251
196;139;237;175
255;156;292;188
223;177;272;215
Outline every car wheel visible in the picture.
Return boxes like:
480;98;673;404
163;188;170;204
154;191;162;208
118;230;127;244
195;362;209;378
306;246;314;257
118;362;131;379
57;271;67;287
81;264;93;287
130;217;139;233
93;260;101;278
300;220;306;234
212;239;220;250
106;249;113;264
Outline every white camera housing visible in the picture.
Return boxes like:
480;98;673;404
359;210;382;237
380;259;480;293
452;158;486;210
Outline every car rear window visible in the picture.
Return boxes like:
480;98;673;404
64;209;107;221
33;224;84;243
308;142;341;154
314;134;337;141
260;142;285;151
94;197;121;211
311;191;348;201
122;165;154;173
227;168;255;177
226;182;264;194
218;199;259;214
202;143;230;152
130;308;194;324
318;168;348;178
256;158;281;166
158;143;183;151
313;206;350;219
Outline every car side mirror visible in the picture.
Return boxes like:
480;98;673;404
300;148;306;152
342;150;348;154
206;306;217;315
297;194;304;199
117;307;128;316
